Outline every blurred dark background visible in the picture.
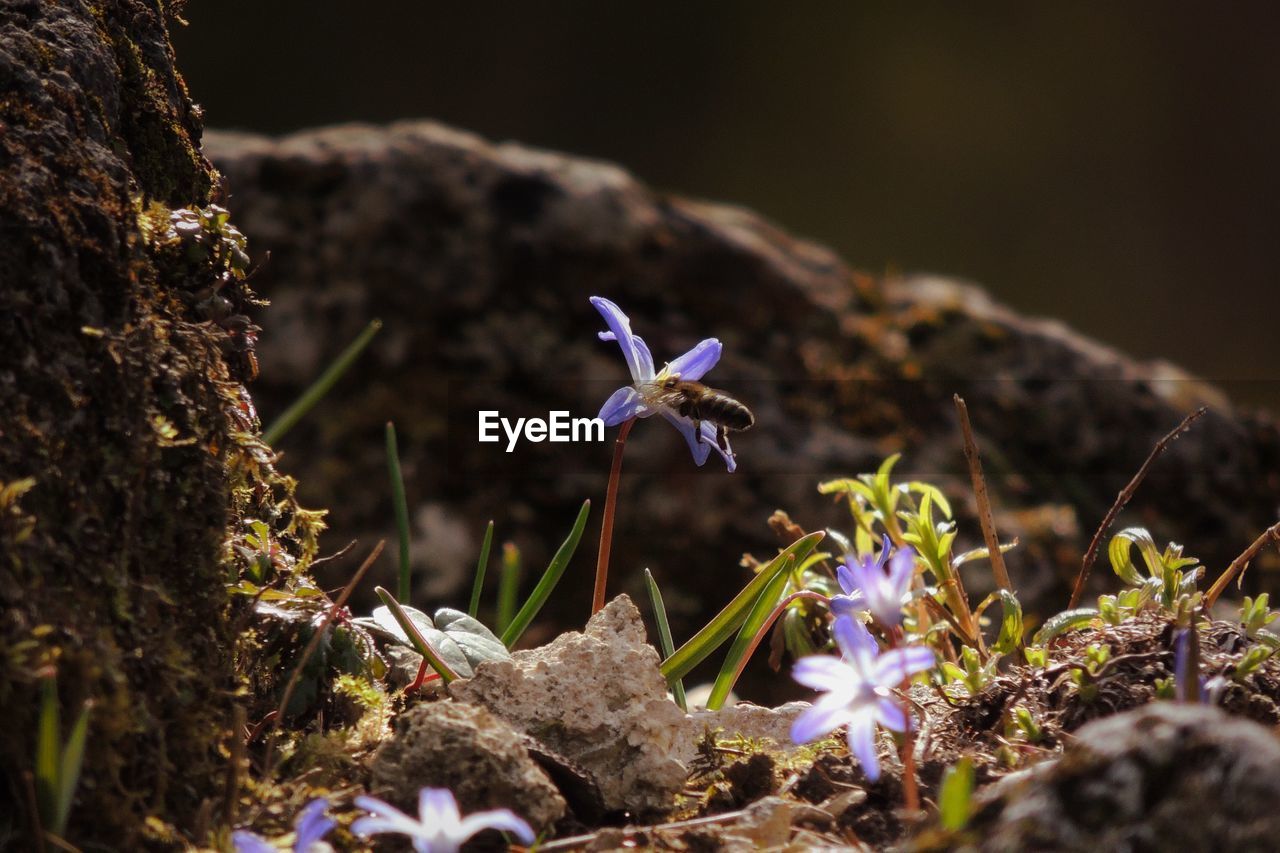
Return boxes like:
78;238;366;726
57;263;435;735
174;2;1279;405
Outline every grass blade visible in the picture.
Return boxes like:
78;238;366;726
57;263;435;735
374;586;460;683
643;569;687;712
55;701;91;835
385;422;412;602
468;520;495;619
501;500;592;648
262;318;382;445
661;531;825;682
35;673;60;830
705;557;794;710
497;543;521;635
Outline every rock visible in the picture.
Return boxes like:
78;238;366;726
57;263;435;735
725;796;797;849
369;700;566;834
450;595;697;814
204;120;1280;648
971;702;1280;851
691;701;809;749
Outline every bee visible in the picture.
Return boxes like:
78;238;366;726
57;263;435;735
644;375;755;458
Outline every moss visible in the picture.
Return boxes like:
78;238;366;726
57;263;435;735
0;2;322;848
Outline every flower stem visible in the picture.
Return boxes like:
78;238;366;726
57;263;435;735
593;417;635;614
887;624;920;814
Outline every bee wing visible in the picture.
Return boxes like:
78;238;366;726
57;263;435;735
639;382;686;410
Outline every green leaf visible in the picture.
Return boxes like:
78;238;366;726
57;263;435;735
497;542;520;635
262;318;382;445
992;589;1024;656
661;531;825;682
35;675;61;831
55;701;91;835
643;569;687;712
1108;527;1161;585
468;520;495;618
706;556;794;710
433;608;511;666
501;500;591;648
909;481;952;519
1032;608;1100;645
939;756;975;831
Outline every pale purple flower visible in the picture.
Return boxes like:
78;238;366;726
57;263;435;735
233;798;334;852
790;615;935;781
353;788;535;853
830;538;916;628
590;296;737;471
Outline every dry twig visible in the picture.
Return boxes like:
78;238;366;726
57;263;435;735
953;395;1013;591
1205;520;1280;608
1068;407;1207;608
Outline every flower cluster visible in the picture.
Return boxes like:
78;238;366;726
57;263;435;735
830;537;916;629
591;296;737;471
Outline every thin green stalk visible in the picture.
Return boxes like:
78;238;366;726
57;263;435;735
643;569;687;711
497;543;520;636
385;422;412;602
468;520;495;618
502;500;592;648
262;318;382;445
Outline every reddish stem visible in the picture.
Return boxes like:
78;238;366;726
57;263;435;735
886;624;920;814
729;590;830;688
592;417;635;614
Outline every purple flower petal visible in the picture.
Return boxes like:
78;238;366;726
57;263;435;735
836;563;861;597
829;593;867;618
845;710;882;781
792;655;855;692
231;831;274;853
875;696;909;733
591;296;654;382
832;614;879;676
598;386;650;426
418;788;463;833
873;645;936;686
698;420;738;472
791;702;855;744
352;796;424;839
293;799;336;851
660;409;713;466
458;810;536;845
665;338;722;381
886;546;915;588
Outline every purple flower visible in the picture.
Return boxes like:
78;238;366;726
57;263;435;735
353;788;535;853
590;296;737;471
790;615;936;781
830;538;916;628
233;798;334;853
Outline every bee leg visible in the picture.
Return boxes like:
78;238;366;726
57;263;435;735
718;425;736;458
693;418;704;444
